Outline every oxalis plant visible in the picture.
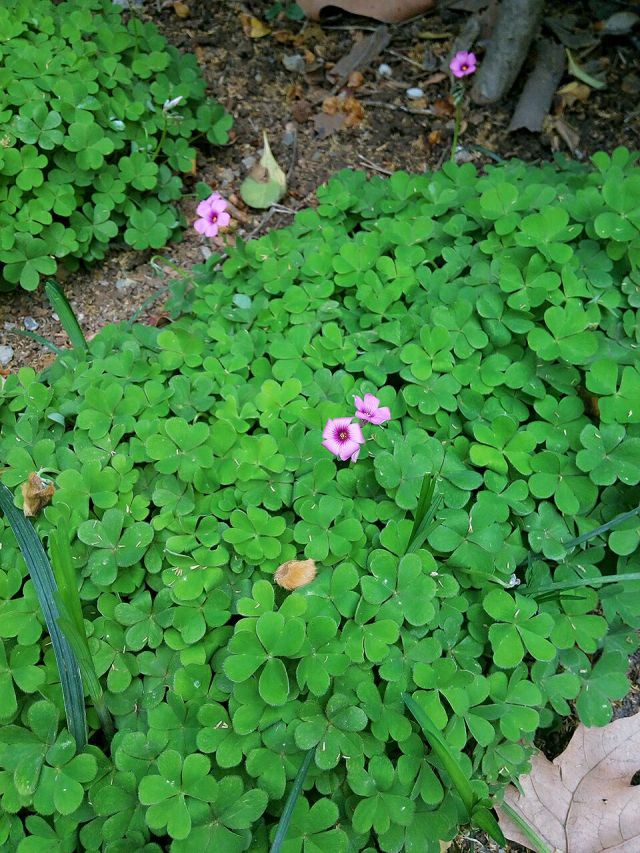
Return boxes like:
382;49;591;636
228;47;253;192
0;0;232;291
1;149;640;852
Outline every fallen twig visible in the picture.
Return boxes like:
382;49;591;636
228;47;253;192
363;99;433;115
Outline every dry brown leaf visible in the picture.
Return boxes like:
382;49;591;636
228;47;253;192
240;13;271;39
557;81;591;108
498;714;640;852
322;95;365;128
21;472;55;517
314;112;346;138
172;1;190;18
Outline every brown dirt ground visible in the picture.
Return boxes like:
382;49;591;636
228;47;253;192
1;1;639;850
2;0;639;372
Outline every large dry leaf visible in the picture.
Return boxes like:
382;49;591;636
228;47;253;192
498;714;640;852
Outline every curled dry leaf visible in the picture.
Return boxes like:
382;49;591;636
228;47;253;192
240;13;271;39
497;714;640;852
274;559;317;590
322;95;365;128
22;472;55;517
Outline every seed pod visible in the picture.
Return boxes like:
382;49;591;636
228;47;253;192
274;559;317;591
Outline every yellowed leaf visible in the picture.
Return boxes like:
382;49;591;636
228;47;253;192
240;13;271;39
418;30;452;39
173;1;190;18
497;715;640;852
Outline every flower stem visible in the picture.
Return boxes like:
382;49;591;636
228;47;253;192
450;100;462;162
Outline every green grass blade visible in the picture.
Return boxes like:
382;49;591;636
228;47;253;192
4;328;63;354
471;806;506;846
44;280;87;351
402;692;475;817
49;530;86;638
49;529;114;739
126;285;169;328
533;572;640;599
499;801;551;853
563;505;640;550
269;748;314;853
0;483;87;750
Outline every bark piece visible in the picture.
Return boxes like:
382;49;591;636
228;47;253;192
471;0;544;104
508;39;565;132
327;26;392;83
297;0;436;24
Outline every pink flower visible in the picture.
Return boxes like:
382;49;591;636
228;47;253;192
194;192;231;238
450;51;477;78
322;417;365;462
354;394;391;425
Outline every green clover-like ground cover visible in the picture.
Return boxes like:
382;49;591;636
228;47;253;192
0;0;232;291
1;149;640;851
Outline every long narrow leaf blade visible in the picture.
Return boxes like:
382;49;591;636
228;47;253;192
269;749;314;853
5;328;63;354
44;280;87;351
402;692;475;816
563;505;640;550
499;801;552;853
0;483;87;750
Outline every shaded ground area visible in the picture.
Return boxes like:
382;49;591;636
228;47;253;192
1;0;639;370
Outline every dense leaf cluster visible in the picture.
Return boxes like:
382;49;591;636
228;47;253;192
0;0;231;291
1;151;640;851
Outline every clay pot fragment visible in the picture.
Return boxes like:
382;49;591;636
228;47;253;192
297;0;436;24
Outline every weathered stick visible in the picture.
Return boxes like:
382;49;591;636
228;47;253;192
508;39;565;132
471;0;544;104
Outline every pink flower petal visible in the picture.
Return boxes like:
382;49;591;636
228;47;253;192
217;211;231;228
350;447;360;463
369;406;391;425
210;198;228;214
322;437;343;456
363;394;380;410
196;200;213;218
349;422;365;444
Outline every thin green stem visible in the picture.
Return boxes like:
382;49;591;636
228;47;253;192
450;101;462;162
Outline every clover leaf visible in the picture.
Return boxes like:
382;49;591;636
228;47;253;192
138;750;218;840
484;590;556;667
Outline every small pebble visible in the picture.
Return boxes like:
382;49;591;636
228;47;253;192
241;156;256;170
406;87;424;100
115;277;134;292
200;247;212;260
23;316;39;331
283;54;306;74
3;322;16;331
0;345;14;367
282;123;297;147
377;63;392;78
52;313;60;322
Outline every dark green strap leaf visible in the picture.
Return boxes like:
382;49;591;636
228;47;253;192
0;483;87;750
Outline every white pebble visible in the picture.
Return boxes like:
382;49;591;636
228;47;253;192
23;316;39;331
0;345;14;367
378;63;392;78
406;87;424;99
